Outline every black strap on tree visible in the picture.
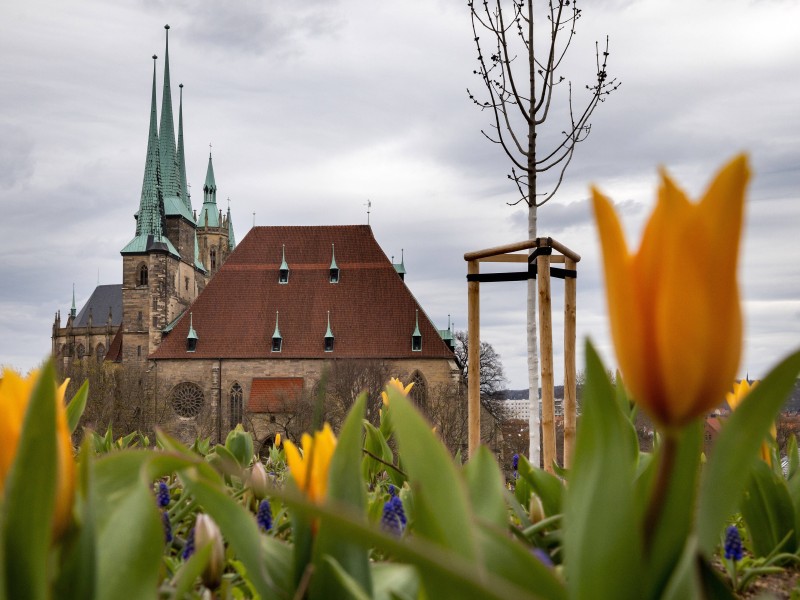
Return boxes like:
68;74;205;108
466;246;577;283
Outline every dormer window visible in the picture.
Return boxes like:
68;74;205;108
329;243;339;283
324;310;334;352
411;309;422;351
279;244;289;284
187;312;198;352
272;311;282;352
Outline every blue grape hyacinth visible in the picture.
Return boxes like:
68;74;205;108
512;453;519;471
725;525;744;561
182;526;195;560
162;510;173;544
381;495;406;536
156;481;170;508
257;499;273;531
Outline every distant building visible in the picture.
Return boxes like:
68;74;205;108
51;26;458;445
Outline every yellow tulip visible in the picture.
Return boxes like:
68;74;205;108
726;379;776;464
592;155;750;428
283;423;337;503
381;377;414;406
0;368;75;537
274;433;281;448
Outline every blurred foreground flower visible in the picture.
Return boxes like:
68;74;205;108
592;155;750;428
274;433;281;447
0;368;75;537
284;424;337;503
195;514;225;588
381;377;413;406
249;462;269;499
725;525;744;561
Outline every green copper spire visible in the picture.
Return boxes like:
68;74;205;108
159;25;181;202
226;199;236;249
121;54;179;258
134;55;165;239
70;283;76;318
325;311;334;338
272;311;281;339
198;152;220;227
177;82;191;212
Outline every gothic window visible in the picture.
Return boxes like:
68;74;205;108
409;370;428;408
138;263;148;286
96;343;105;363
77;343;85;359
185;276;189;291
170;382;205;418
137;345;142;358
210;248;217;271
230;383;243;426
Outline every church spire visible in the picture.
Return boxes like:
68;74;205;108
177;83;191;212
226;199;236;249
158;24;181;201
134;55;165;239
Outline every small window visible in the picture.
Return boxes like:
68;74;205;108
330;268;339;283
272;337;282;352
77;343;85;359
279;268;289;284
137;345;142;357
96;343;105;363
187;337;197;352
185;276;189;291
230;383;243;426
324;336;334;352
138;263;148;286
210;248;217;271
153;316;158;327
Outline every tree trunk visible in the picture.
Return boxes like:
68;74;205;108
527;203;540;466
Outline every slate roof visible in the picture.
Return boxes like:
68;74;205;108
151;225;454;360
249;378;304;412
74;284;123;328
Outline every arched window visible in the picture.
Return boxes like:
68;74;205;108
210;248;217;271
96;343;105;363
138;263;148;286
230;383;243;427
170;382;205;418
409;370;428;408
76;343;85;359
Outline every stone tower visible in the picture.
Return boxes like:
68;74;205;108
196;153;235;275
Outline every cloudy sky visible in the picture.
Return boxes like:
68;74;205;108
1;0;798;389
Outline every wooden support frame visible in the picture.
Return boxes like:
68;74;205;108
464;237;580;471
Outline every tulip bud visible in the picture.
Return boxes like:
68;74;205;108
529;494;545;525
195;514;225;588
274;433;282;448
249;462;269;500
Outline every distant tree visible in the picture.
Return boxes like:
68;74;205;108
454;330;507;419
468;0;619;464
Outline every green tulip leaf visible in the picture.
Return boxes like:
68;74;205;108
740;460;796;557
65;380;89;434
1;362;58;600
697;348;800;555
464;445;507;529
563;341;642;600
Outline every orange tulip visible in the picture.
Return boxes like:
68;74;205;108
727;379;775;464
0;368;75;537
592;155;750;428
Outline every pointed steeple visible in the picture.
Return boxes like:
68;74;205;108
70;283;76;319
159;25;181;202
226;199;236;250
121;54;179;258
177;83;191;212
197;151;220;227
134;55;165;239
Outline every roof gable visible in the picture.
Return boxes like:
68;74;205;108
151;226;454;360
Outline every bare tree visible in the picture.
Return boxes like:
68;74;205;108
453;330;507;419
467;0;619;464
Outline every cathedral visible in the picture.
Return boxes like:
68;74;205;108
51;26;458;445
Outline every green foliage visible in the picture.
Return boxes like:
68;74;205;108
3;347;800;598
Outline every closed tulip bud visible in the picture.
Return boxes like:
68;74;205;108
248;462;269;499
195;514;225;588
529;494;545;525
0;368;75;539
592;156;750;428
274;433;281;448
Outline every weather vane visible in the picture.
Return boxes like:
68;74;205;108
365;199;372;225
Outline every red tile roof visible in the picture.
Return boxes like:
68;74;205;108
249;378;304;413
105;325;124;363
151;226;454;360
